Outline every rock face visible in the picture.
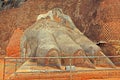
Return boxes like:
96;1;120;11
6;28;23;57
97;40;120;66
0;0;104;53
1;0;120;54
20;9;116;69
98;0;120;41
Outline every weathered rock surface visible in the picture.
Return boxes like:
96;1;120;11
97;40;120;66
0;0;104;53
1;0;120;54
6;28;23;57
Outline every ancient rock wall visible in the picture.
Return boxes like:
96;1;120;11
0;0;103;53
6;28;23;57
0;0;120;54
98;0;120;41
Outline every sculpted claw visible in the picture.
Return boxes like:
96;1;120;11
20;8;116;69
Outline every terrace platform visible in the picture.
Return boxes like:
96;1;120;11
8;60;120;80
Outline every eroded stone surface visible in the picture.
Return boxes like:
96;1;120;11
6;28;23;57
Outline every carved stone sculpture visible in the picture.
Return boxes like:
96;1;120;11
20;8;116;69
